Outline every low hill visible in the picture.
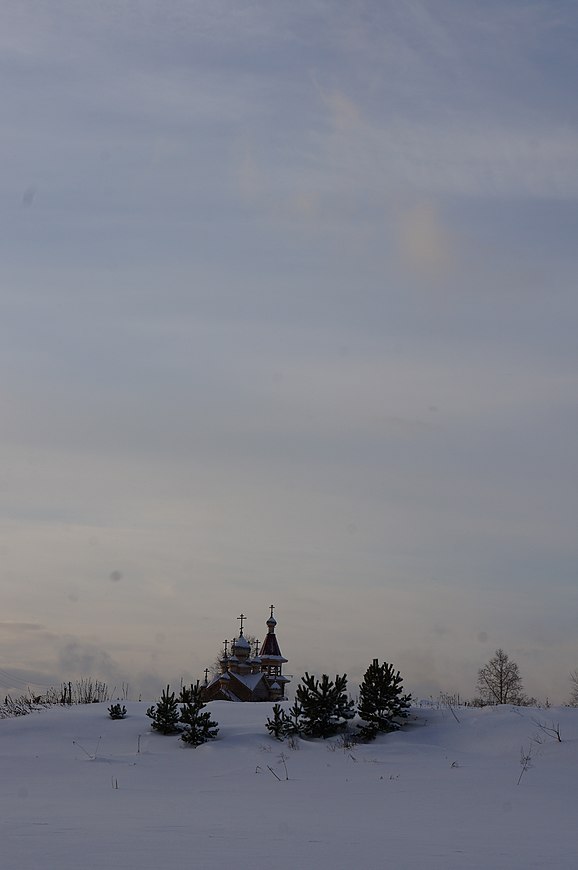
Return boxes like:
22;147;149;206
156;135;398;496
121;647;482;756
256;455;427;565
1;701;577;869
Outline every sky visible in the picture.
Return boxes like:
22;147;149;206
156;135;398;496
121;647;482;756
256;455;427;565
1;0;577;704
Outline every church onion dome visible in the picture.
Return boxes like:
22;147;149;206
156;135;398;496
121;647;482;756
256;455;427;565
234;634;251;650
203;607;289;702
259;606;287;659
233;634;251;659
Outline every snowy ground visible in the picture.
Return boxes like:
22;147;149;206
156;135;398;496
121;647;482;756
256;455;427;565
1;700;577;869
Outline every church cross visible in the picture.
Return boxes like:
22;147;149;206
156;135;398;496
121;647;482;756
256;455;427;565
223;639;229;656
270;604;275;619
237;613;246;634
254;639;260;656
204;668;209;684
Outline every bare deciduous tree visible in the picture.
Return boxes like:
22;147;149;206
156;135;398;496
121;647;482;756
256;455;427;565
477;648;526;705
569;669;578;707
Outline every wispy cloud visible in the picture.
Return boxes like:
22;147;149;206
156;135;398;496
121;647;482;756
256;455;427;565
1;0;577;702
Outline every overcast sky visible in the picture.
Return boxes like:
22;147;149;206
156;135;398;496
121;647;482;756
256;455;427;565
1;1;577;703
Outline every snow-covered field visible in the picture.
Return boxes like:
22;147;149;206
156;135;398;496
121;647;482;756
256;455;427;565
1;700;577;869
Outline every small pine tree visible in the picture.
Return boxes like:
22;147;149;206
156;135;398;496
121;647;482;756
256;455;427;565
108;703;127;720
357;659;411;739
179;684;196;704
146;685;181;734
295;673;355;739
180;681;219;747
283;700;303;737
266;703;290;740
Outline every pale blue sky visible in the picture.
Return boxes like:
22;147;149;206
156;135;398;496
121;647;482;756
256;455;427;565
1;1;577;702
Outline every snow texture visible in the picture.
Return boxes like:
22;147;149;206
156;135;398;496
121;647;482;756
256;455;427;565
1;701;577;869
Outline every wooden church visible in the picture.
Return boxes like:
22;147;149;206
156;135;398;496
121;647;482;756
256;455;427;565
203;607;290;702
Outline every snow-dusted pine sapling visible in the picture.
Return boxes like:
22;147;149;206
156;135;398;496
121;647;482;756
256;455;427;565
266;703;290;740
146;686;181;734
295;673;354;739
265;701;303;741
357;659;411;740
180;681;219;747
178;683;196;704
108;703;127;720
284;701;304;738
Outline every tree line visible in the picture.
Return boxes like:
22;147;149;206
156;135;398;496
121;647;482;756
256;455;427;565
145;659;411;747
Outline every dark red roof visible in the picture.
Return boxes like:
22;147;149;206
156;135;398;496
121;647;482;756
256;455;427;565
260;633;282;657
